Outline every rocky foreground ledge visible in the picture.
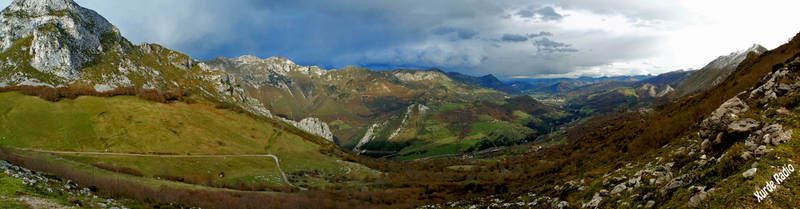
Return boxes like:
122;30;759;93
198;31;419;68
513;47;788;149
0;160;130;209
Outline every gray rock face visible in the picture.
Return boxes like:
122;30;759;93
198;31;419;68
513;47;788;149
286;117;333;141
742;168;757;179
700;97;749;134
0;0;121;80
698;97;753;151
353;122;386;154
727;118;760;133
392;70;452;82
761;124;792;145
755;145;771;155
201;55;327;100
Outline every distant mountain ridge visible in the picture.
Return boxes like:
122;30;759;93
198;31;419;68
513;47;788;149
446;71;519;94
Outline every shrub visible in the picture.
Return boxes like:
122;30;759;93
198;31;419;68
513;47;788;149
773;62;785;71
90;163;144;177
0;85;188;104
715;143;747;177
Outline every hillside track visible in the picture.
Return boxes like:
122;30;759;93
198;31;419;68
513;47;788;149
13;148;308;190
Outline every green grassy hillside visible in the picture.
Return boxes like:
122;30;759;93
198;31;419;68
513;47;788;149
0;91;377;190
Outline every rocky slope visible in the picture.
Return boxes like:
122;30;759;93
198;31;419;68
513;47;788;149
430;32;800;209
0;0;360;141
201;56;515;148
676;44;767;97
0;0;270;116
0;0;554;155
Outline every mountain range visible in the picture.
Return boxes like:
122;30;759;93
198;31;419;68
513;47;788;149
0;0;797;208
0;0;766;159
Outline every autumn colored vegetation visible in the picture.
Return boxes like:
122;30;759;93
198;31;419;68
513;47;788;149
0;85;190;103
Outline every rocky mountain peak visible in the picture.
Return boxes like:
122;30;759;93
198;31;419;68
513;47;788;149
744;43;767;54
393;69;452;82
7;0;79;14
675;44;767;97
704;44;766;76
0;0;121;81
231;54;263;63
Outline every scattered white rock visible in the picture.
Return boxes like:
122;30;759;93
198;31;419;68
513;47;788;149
743;168;757;179
687;190;707;208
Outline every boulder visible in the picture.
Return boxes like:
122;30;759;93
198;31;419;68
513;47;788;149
755;145;771;155
557;201;569;209
598;189;609;195
777;107;791;115
645;200;656;208
660;180;684;195
582;193;603;208
727;118;760;133
745;138;758;152
700;139;711;151
701;97;749;131
757;124;793;145
628;176;642;188
742;168;757;179
687;191;708;208
610;183;627;195
772;129;792;145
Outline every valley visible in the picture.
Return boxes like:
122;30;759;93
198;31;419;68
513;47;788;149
0;0;798;208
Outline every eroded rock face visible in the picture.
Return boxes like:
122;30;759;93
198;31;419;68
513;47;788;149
700;97;749;134
392;70;452;82
750;69;800;105
279;117;333;141
0;0;121;80
295;117;333;141
353;122;386;154
761;124;792;145
727;118;760;133
698;97;752;151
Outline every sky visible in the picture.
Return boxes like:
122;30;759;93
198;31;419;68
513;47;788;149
5;0;800;79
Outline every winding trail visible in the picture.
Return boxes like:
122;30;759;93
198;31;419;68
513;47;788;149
14;148;308;190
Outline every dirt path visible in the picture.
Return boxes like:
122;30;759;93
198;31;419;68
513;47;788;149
14;148;308;190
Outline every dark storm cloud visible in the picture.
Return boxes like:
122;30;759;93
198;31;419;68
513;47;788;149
533;38;578;53
528;31;553;38
432;27;479;40
501;34;529;42
516;10;535;18
501;32;553;42
534;7;563;21
516;6;563;21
